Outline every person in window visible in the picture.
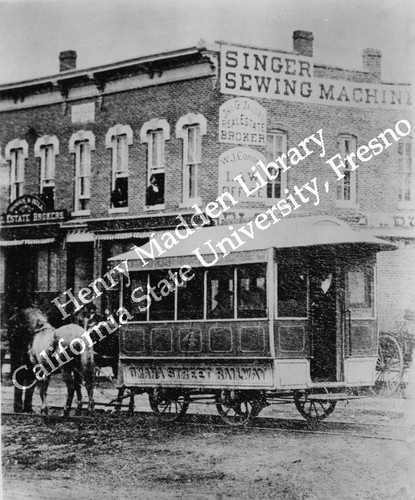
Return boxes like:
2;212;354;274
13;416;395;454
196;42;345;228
111;178;128;208
211;289;234;319
240;287;266;318
146;174;164;206
40;187;54;210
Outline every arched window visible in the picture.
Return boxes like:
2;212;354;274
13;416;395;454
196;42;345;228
5;139;28;202
176;113;207;205
34;135;59;210
398;138;413;208
106;124;133;211
69;130;95;214
140;119;170;208
266;131;287;200
336;135;357;206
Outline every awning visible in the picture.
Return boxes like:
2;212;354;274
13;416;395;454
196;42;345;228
110;215;398;265
0;237;55;247
96;231;152;241
0;223;60;240
66;232;95;243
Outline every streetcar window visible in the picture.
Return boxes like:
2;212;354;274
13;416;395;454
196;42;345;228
177;268;204;320
347;265;374;317
149;269;175;321
237;264;267;318
126;272;148;321
207;266;234;319
277;261;307;318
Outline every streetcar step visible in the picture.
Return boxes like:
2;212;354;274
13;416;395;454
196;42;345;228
306;393;366;401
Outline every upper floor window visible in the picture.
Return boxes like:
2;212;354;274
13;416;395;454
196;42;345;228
34;135;59;210
140;119;170;208
5;139;28;202
106;124;133;211
266;132;287;200
398;139;413;207
337;135;357;205
69;130;95;214
176;113;207;206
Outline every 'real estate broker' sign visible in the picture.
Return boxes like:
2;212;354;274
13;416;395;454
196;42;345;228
219;97;266;146
220;43;411;109
2;194;67;225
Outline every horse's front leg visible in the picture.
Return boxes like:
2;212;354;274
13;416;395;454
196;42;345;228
85;382;95;415
62;368;75;416
73;368;84;416
38;378;50;415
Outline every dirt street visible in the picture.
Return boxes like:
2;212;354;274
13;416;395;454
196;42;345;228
2;377;415;500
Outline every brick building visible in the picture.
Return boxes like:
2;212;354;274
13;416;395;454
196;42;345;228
0;31;413;333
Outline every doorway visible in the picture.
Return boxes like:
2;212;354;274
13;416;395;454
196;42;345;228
309;265;338;381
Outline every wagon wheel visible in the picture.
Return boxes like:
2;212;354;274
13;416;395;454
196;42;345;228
215;390;255;426
294;390;337;422
148;389;190;422
370;333;404;397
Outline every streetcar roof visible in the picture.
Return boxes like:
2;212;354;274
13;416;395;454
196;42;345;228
109;215;396;266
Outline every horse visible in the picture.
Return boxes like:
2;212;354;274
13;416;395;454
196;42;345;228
25;308;95;416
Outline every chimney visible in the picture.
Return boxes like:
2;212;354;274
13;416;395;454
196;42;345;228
293;31;314;57
59;50;77;72
362;48;381;79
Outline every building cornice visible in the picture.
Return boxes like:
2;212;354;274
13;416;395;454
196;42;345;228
0;45;218;112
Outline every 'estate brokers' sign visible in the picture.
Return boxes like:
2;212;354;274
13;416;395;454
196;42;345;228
220;44;411;109
219;98;266;146
2;194;67;225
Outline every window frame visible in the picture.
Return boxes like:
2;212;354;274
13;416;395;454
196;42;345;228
106;124;133;213
69;130;95;215
265;131;288;204
5;139;29;202
336;134;357;207
126;264;269;323
183;124;201;202
397;138;413;209
346;262;376;319
175;113;207;207
34;135;59;209
276;262;309;319
140;119;170;209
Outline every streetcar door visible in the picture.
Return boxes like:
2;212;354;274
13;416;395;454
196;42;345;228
309;265;338;381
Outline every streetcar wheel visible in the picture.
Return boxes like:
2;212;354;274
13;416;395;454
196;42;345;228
148;389;190;422
294;391;337;422
215;390;254;426
370;333;404;397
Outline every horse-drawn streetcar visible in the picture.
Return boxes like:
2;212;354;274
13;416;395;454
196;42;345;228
110;215;396;425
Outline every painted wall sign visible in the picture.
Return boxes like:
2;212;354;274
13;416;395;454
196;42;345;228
219;147;268;202
364;212;415;228
123;363;274;388
219;97;266;145
2;194;67;225
71;102;95;124
220;44;411;109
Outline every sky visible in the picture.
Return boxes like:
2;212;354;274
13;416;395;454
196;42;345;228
0;0;413;85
